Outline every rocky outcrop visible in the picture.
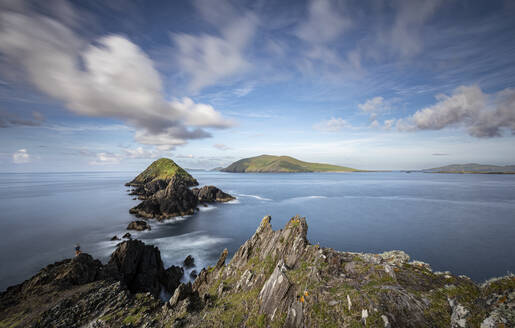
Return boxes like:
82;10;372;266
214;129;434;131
129;176;235;220
2;216;514;328
167;216;515;328
129;175;199;220
192;185;235;203
127;220;151;231
127;159;234;220
183;255;195;268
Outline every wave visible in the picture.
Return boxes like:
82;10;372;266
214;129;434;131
283;195;329;202
235;193;272;201
198;205;217;212
226;199;240;204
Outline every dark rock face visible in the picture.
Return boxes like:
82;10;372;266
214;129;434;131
162;266;184;294
129;175;199;220
110;235;120;241
127;220;151;231
122;232;132;239
106;240;165;297
183;255;195;268
191;185;235;203
129;178;175;199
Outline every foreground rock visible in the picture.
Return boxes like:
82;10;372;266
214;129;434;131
128;158;234;220
1;217;513;327
127;220;151;231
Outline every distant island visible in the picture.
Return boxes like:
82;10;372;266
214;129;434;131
221;155;359;173
425;163;515;174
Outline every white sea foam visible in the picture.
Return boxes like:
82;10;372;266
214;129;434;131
283;195;328;202
198;205;217;212
235;193;272;201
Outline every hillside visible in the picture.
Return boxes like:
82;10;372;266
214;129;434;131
127;158;198;186
221;155;358;173
425;163;515;174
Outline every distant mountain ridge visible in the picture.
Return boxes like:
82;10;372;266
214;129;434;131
221;155;358;173
425;163;515;173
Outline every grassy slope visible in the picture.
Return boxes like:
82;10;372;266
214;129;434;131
426;163;515;173
222;155;358;173
129;158;195;184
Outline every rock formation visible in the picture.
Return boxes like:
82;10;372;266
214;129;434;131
128;158;234;220
127;220;151;231
192;185;235;203
1;217;513;327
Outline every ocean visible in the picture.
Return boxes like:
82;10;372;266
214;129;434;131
0;171;514;291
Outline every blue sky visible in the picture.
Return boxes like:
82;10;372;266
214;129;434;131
0;0;514;171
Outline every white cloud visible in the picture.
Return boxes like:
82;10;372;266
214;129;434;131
213;143;230;151
358;97;386;113
12;148;30;163
233;85;254;97
88;152;121;165
314;117;351;132
296;0;350;44
386;0;444;58
397;85;515;137
0;6;233;150
172;0;257;91
384;119;396;130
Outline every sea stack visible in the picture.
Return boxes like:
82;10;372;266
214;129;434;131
127;158;234;220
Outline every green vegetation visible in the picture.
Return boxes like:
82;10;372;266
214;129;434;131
221;155;359;173
425;163;515;174
129;158;197;184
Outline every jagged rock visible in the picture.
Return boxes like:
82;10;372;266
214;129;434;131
449;298;469;328
216;248;228;269
183;255;195;268
259;260;293;317
189;270;198;279
110;235;120;241
127;220;151;231
122;232;132;239
129;175;199;220
162;266;184;293
106;239;164;297
168;282;201;312
191;185;235;203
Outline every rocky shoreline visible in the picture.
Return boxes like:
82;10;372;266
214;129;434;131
1;216;513;327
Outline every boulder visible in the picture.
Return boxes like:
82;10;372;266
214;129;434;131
162;265;184;293
127;220;151;231
110;235;120;241
122;232;132;239
191;185;235;203
189;270;198;279
183;255;195;268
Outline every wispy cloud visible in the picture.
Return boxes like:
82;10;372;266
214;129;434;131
12;149;30;164
314;117;352;132
213;143;230;151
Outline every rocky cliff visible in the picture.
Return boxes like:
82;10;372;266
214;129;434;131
1;216;513;327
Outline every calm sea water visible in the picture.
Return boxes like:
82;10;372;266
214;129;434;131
0;171;514;291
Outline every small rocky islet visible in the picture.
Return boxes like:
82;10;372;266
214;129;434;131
126;158;234;221
0;216;513;327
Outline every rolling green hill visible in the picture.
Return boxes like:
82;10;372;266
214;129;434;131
221;155;358;173
128;158;198;185
425;163;515;174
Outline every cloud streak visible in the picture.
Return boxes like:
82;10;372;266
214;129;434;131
0;4;233;150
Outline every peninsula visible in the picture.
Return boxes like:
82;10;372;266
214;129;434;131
425;163;515;174
0;216;512;327
221;155;358;173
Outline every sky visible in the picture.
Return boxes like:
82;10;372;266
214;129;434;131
0;0;514;171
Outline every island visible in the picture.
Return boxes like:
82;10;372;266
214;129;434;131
127;158;234;220
424;163;515;174
0;216;512;327
221;155;359;173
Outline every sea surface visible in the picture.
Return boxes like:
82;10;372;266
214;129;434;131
0;171;514;291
